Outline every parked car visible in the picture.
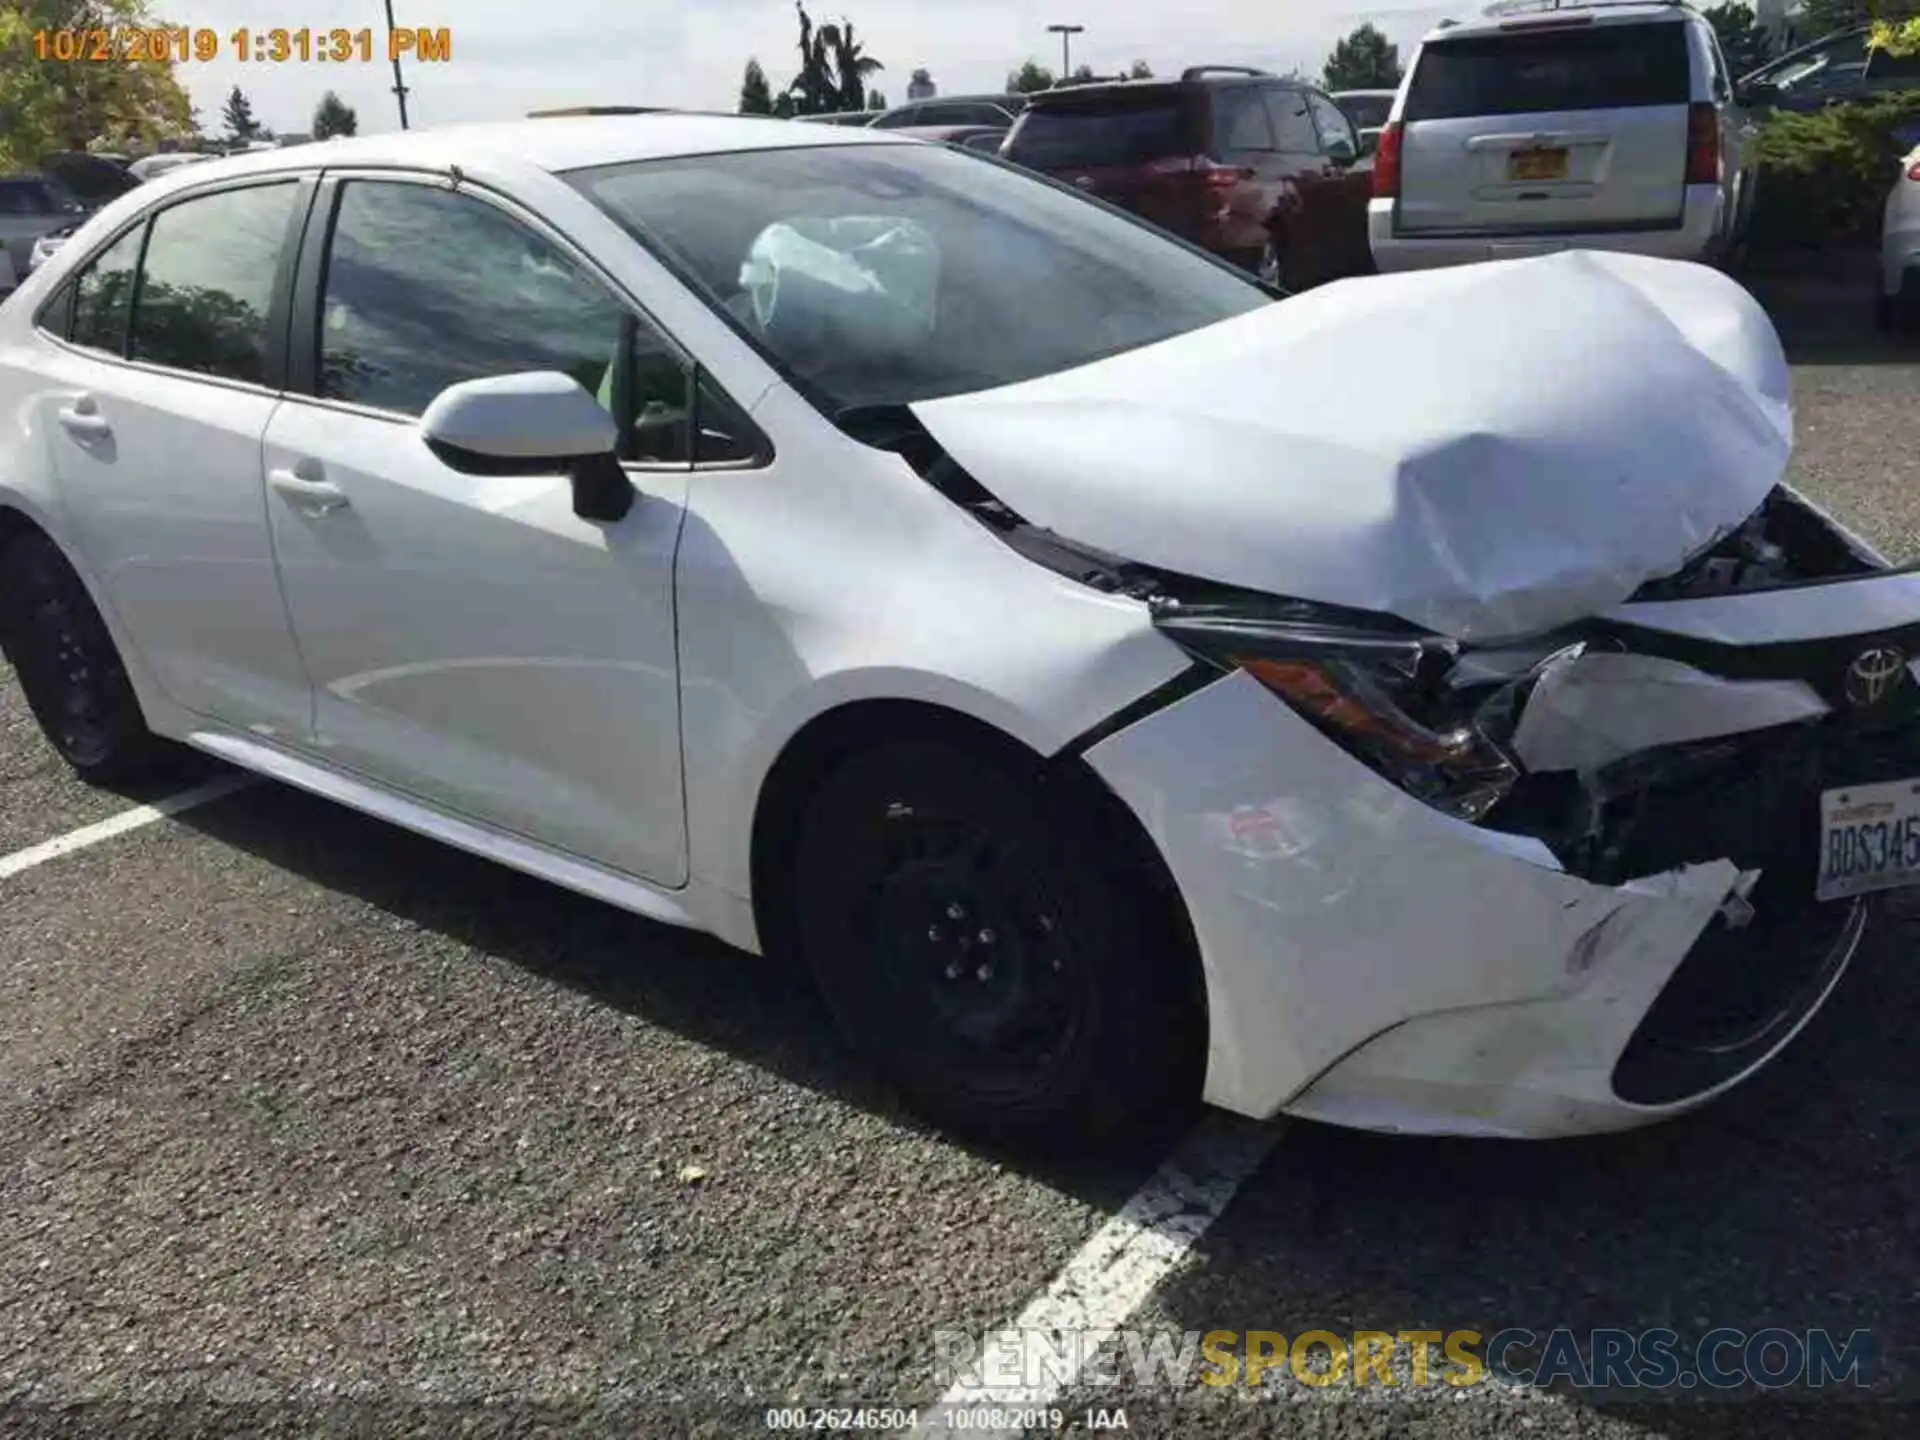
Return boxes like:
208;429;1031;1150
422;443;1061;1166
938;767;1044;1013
890;123;1009;153
1372;2;1758;272
35;152;140;210
1880;142;1920;329
1736;25;1920;110
1332;86;1398;150
1001;67;1374;291
867;94;1029;129
0;174;88;293
0;118;1898;1149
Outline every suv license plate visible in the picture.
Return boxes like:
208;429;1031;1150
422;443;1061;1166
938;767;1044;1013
1508;147;1569;182
1818;777;1920;900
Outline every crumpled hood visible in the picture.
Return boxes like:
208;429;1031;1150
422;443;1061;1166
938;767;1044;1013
910;250;1791;641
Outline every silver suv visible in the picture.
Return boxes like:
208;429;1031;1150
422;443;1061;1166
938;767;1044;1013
1370;1;1757;271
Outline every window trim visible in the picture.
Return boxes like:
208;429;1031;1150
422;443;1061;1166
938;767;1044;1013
288;167;771;473
33;172;316;399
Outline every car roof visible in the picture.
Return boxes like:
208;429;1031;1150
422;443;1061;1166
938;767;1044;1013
124;113;912;191
1423;2;1693;42
1332;88;1398;99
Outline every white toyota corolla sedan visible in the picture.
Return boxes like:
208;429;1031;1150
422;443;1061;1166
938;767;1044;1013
0;117;1907;1146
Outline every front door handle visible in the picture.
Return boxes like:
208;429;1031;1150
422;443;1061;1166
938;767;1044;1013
56;396;110;439
268;466;350;515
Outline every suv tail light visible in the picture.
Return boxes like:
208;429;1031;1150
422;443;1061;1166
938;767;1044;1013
1686;103;1719;186
1372;122;1403;199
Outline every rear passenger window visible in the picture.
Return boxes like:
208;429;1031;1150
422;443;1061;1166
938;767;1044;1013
1265;88;1321;151
1006;95;1195;167
129;183;298;384
1404;25;1692;120
69;225;144;355
1307;92;1359;155
1213;89;1275;151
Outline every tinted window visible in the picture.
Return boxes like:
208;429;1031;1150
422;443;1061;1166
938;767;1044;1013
572;142;1266;415
1265;87;1321;150
1336;93;1394;129
869;106;922;128
129;184;297;384
1872;47;1920;82
1213;88;1274;151
319;181;690;462
1307;92;1358;154
1004;92;1196;167
69;225;144;355
0;181;65;215
1406;24;1691;119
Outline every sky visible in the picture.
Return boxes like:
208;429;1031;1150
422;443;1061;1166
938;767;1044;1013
174;0;1458;137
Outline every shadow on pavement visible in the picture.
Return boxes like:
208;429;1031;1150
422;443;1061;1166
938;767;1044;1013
169;772;1173;1206
1133;891;1918;1430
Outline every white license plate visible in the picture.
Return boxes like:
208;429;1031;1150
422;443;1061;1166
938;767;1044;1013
1817;777;1920;900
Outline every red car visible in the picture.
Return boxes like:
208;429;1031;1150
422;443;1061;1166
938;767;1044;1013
1001;67;1375;292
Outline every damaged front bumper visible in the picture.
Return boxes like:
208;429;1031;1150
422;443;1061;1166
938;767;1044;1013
1081;497;1918;1137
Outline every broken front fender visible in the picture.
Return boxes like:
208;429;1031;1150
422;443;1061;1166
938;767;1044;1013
1081;669;1772;1131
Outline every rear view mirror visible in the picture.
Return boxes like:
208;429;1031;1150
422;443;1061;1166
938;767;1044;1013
420;370;634;523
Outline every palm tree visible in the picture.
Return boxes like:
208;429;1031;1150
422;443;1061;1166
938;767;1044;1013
827;19;884;111
787;3;838;115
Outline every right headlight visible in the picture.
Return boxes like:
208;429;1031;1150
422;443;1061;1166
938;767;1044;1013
1156;605;1522;822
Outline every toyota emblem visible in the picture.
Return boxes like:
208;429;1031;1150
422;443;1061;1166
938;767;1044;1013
1844;646;1907;707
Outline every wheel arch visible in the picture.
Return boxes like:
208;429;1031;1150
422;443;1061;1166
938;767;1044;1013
746;697;1206;1033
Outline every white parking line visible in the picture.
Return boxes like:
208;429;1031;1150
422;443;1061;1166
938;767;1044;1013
0;773;258;881
912;1114;1283;1437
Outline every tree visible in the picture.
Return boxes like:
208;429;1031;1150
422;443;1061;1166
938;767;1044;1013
0;0;194;167
827;18;884;110
739;58;775;114
1128;59;1153;79
1700;3;1774;76
222;85;262;142
1321;23;1403;91
312;90;357;139
1800;0;1920;36
1006;58;1056;94
786;3;838;114
866;89;887;110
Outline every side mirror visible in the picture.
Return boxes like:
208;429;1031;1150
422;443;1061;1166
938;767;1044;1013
1325;135;1358;167
1358;128;1380;159
420;370;634;523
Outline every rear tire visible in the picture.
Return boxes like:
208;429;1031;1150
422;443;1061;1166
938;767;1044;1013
790;739;1206;1150
0;528;167;783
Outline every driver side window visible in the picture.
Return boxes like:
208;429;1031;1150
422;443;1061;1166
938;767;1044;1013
317;179;694;463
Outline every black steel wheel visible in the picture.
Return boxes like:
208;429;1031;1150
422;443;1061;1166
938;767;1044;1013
0;528;165;782
792;739;1205;1149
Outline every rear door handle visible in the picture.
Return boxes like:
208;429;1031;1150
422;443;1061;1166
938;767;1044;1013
268;465;350;515
56;397;110;439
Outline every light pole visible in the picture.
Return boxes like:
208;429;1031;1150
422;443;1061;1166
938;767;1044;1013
1046;23;1085;80
384;0;411;129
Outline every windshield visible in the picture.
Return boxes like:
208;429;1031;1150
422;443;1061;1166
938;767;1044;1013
568;142;1266;414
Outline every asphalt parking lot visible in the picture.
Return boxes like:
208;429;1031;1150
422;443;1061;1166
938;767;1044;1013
1;267;1917;1440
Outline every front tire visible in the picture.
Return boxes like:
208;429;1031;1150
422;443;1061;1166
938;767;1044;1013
0;528;166;782
791;739;1205;1150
